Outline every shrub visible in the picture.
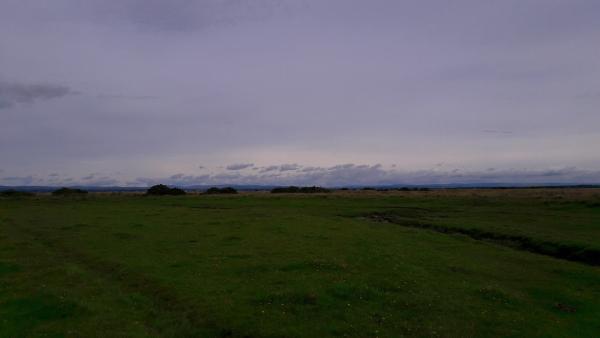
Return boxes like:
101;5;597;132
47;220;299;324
146;184;186;196
271;186;330;193
52;187;88;196
205;187;238;194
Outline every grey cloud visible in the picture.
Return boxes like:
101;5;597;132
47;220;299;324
127;165;600;187
91;0;305;32
97;94;158;100
279;164;301;172
135;174;210;186
301;167;325;173
259;165;279;173
0;1;599;179
261;166;599;186
130;164;390;187
226;163;254;171
0;176;35;185
575;91;600;99
258;164;301;173
82;178;120;186
4;165;600;188
539;167;578;177
213;173;243;180
328;164;355;171
0;81;73;109
53;175;118;187
0;99;12;109
483;130;513;135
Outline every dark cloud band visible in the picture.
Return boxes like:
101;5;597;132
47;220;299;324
0;81;73;109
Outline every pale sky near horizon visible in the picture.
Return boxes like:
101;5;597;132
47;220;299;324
1;0;599;186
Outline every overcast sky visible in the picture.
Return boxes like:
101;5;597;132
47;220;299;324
1;0;599;186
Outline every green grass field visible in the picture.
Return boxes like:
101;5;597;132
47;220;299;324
1;189;600;337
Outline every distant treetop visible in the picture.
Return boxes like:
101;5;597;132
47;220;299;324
52;187;88;196
146;184;186;196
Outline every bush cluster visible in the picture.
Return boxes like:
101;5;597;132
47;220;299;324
146;184;186;195
205;187;238;194
52;187;88;196
271;186;331;193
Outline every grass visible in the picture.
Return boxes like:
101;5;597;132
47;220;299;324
1;189;600;337
364;212;600;266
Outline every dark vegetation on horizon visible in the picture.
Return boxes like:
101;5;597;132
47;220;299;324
52;187;88;196
2;184;600;194
271;186;331;193
0;189;34;197
360;187;431;192
205;187;238;194
146;184;186;196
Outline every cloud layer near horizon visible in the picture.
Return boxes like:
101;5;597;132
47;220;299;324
1;1;599;185
2;164;600;187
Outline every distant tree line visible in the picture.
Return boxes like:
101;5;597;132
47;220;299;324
271;186;331;193
204;187;237;194
52;187;88;196
340;187;430;192
1;187;91;197
146;184;186;195
0;189;34;197
337;187;431;192
145;185;239;195
2;185;433;197
378;187;431;192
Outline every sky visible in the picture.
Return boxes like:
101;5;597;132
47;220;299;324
1;0;599;187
